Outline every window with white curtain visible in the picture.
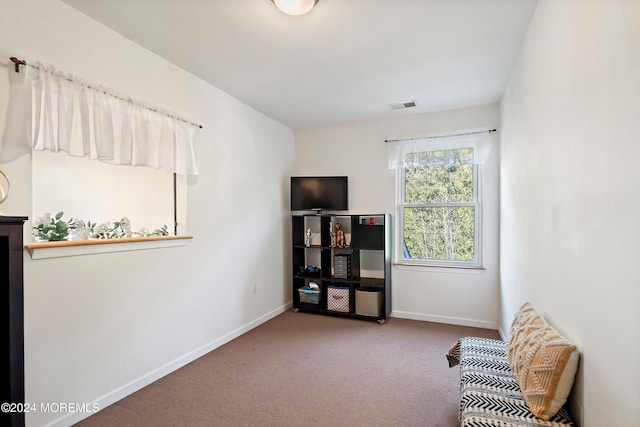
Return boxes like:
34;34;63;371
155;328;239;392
0;60;199;240
388;131;492;268
2;61;199;175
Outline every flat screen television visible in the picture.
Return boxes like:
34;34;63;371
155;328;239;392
290;176;348;213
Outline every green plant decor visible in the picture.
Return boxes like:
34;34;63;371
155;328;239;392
33;212;170;242
149;225;169;237
89;217;132;239
33;212;76;241
88;218;170;239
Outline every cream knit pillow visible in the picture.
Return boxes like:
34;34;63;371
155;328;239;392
507;303;579;420
507;302;545;370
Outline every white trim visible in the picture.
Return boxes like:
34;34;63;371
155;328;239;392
497;322;507;341
43;302;293;427
26;236;193;259
393;263;486;274
392;310;498;330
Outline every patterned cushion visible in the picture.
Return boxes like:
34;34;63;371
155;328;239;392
507;303;579;420
456;337;575;427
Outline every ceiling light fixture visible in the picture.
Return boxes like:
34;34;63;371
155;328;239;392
271;0;319;16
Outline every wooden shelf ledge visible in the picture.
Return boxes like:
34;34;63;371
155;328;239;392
25;235;193;260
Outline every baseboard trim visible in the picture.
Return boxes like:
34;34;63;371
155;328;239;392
391;310;498;330
45;302;292;427
497;322;507;340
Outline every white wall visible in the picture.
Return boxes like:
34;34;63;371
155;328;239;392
500;1;640;425
0;1;294;426
294;104;501;329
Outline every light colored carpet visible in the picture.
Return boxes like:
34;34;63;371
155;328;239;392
76;311;500;427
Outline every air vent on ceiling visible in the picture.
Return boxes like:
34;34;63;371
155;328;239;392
389;100;417;110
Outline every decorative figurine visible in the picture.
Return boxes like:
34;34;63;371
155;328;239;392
335;223;346;248
305;226;312;247
329;221;335;247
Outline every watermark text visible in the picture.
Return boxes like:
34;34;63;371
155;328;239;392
1;402;100;414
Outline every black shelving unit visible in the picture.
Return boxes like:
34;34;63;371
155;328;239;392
291;213;391;324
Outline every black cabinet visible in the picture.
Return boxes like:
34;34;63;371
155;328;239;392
291;214;391;323
1;216;27;427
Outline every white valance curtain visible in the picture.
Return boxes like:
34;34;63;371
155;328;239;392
1;62;199;175
387;130;493;169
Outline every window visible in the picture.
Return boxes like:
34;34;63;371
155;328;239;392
0;58;198;242
32;150;178;235
398;147;482;268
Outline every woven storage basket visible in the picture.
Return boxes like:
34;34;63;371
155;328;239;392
327;286;350;312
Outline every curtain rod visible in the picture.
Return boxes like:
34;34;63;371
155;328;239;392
384;128;497;143
9;57;203;130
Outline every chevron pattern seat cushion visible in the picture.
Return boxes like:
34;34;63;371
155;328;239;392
450;337;575;427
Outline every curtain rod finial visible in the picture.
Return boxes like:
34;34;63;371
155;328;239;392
9;57;26;73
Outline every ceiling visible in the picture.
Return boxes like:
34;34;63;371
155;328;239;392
60;0;538;130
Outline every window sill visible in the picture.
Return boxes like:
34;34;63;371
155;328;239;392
25;235;193;260
394;262;485;274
